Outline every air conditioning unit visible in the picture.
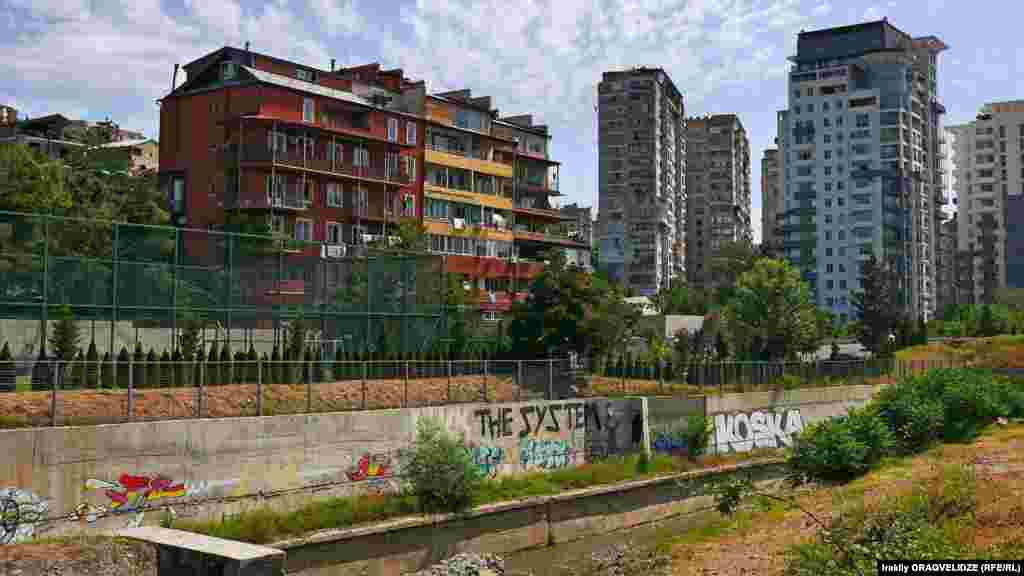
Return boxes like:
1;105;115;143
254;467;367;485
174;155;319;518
453;218;465;230
324;244;345;258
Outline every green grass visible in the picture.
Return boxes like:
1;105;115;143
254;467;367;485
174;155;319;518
16;375;29;392
175;452;754;545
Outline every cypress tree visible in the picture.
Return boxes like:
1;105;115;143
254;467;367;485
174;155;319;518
220;344;232;386
194;347;206;388
0;342;15;392
85;340;99;389
234;348;246;384
171;348;183;388
247;343;259;384
132;342;146;389
145;348;158;389
270;344;281;385
71;347;86;389
100;351;113;389
116;346;130;389
206;341;220;386
158;349;171;388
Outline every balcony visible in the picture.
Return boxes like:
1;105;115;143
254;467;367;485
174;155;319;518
512;224;587;247
232;144;411;185
515;176;559;194
425;144;514;178
269;191;309;211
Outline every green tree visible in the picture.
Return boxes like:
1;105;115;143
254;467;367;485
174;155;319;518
979;305;997;337
721;259;820;361
0;144;72;212
851;255;897;357
507;249;605;358
707;240;759;304
48;307;81;362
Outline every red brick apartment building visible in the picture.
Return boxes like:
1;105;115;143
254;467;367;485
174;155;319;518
158;46;587;316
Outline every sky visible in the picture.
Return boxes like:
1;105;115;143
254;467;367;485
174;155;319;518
2;0;1022;243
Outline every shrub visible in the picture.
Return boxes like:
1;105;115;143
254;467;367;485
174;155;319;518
788;406;894;483
400;417;483;514
684;413;713;460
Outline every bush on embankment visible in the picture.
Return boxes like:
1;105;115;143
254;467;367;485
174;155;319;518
789;368;1024;483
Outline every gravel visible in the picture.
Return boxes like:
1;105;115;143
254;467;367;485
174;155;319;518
411;553;507;576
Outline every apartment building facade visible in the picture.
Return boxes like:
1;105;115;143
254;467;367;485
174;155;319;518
685;114;752;287
597;67;686;296
761;148;782;257
159;47;580;318
780;20;947;322
420;90;584;316
947;101;1024;304
561;202;594;259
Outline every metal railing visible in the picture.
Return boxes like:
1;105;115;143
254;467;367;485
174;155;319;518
0;356;985;429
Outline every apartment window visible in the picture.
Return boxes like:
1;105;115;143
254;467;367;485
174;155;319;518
326;182;342;207
823;101;830;111
326;222;342;245
1000;125;1007;138
837;116;844;126
824;182;833;191
840;279;847;289
355;186;368;213
806;88;814;97
220;62;237;80
825;215;833;224
826;247;833;256
838;230;845;240
295;219;313;242
793;90;800;99
824;166;832;176
303;98;315;123
823;133;831;143
807;103;814;113
835;100;843;109
406;122;417;144
387;118;398;142
303;180;315;204
837;181;844;190
825;231;832;240
825;199;832;208
354;146;369;167
837;197;844;207
170;176;185;214
405;156;417;181
855;113;869;128
296;69;313;81
794;105;801;114
385;152;401;179
823;118;831;128
824;150;832;160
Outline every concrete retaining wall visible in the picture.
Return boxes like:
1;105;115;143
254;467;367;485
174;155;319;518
278;460;785;576
0;397;641;543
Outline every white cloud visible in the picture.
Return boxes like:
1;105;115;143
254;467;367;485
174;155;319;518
862;5;882;20
309;0;364;36
185;0;243;40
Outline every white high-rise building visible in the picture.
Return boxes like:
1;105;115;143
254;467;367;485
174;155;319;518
780;20;947;322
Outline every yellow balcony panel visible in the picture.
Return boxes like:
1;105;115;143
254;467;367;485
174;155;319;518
424;218;513;241
425;148;513;178
425;184;513;210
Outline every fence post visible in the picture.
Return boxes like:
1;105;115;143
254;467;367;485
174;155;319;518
50;361;58;427
404;360;410;408
447;359;452;403
361;361;367;411
516;360;522;402
198;360;205;419
547;358;554;401
127;357;134;423
482;358;488;403
306;360;312;413
257;359;263;417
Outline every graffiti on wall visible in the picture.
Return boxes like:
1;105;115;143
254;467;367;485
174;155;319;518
713;409;804;453
520;438;572;470
470;445;505;478
85;474;185;513
80;475;240;526
474;402;608;441
0;488;49;544
347;451;400;494
651;424;691;456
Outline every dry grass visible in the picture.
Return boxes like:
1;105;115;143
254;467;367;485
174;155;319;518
897;335;1024;368
662;423;1024;576
0;375;523;428
0;534;156;576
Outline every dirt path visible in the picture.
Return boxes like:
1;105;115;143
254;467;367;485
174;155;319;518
665;425;1024;576
0;535;156;576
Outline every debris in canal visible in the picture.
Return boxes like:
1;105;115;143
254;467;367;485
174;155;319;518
412;553;507;575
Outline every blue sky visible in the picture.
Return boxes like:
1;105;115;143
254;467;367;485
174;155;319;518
2;0;1022;242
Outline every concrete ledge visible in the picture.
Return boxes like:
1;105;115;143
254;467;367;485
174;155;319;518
119;526;285;575
275;458;785;575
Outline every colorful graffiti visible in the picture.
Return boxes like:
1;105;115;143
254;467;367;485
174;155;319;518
474;402;608;441
85;474;186;512
519;438;571;470
0;488;49;544
713;409;805;453
347;453;393;482
652;431;689;455
471;445;505;478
